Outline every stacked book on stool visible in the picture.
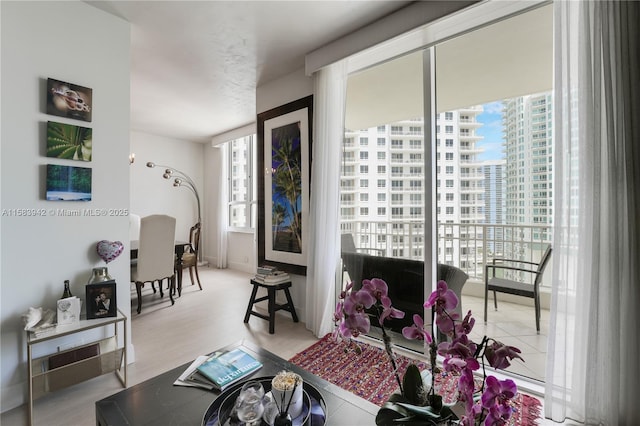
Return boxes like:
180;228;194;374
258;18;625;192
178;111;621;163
254;265;290;285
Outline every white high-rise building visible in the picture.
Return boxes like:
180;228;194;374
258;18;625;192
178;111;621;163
340;107;485;264
503;92;553;245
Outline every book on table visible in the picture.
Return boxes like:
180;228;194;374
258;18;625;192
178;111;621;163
253;271;290;284
189;348;262;391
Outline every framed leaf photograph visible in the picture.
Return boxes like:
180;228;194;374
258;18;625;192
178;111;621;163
47;121;92;161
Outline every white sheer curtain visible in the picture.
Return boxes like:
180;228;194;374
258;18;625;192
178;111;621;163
305;59;348;337
546;1;640;424
215;143;229;269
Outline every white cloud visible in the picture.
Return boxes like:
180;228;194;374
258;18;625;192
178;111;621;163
483;101;504;115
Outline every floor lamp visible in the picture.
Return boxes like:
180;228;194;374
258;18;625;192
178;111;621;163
146;162;206;264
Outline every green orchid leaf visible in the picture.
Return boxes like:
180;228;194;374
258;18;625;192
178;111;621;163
402;364;424;405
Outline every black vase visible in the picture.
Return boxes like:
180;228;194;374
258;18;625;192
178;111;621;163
273;413;292;426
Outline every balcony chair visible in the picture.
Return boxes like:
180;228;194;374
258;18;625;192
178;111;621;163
175;222;202;291
484;245;552;334
131;214;177;314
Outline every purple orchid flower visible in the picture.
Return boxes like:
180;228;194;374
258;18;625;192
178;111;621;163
379;296;405;323
455;310;475;336
484;402;514;425
424;280;459;314
362;278;392;304
401;314;433;343
481;376;517;408
438;334;478;362
484;340;524;370
339;311;370;338
343;287;376;315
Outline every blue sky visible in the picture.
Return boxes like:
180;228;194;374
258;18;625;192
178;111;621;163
475;101;505;161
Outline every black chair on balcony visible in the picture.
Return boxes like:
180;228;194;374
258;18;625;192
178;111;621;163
484;245;552;334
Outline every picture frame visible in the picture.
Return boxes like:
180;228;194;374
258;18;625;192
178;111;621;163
257;95;313;276
46;164;92;201
46;78;92;122
46;121;92;162
85;280;117;319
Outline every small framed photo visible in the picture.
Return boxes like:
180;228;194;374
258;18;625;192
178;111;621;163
46;78;92;122
86;280;117;319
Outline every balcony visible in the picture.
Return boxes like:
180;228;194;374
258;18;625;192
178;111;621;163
339;220;552;382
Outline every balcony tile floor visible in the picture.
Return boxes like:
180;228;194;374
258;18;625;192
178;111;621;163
462;294;549;382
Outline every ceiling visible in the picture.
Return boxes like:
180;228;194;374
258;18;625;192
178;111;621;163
86;1;413;143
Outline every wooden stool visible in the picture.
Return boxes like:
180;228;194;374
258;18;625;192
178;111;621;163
244;279;299;334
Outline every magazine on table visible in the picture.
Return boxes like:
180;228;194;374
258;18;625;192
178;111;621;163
175;348;262;391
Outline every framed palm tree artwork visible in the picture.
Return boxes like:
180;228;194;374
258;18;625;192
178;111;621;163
257;95;313;276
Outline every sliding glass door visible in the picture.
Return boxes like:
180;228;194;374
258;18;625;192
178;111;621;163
337;3;553;380
339;49;432;352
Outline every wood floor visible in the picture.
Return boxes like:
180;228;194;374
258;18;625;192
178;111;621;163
2;267;319;426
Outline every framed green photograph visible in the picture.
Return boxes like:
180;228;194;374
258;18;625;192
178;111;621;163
47;121;92;161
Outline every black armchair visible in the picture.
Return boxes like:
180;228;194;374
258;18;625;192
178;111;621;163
484;245;552;333
340;249;468;340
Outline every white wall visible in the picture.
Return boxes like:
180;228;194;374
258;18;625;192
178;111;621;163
130;131;205;244
0;1;130;412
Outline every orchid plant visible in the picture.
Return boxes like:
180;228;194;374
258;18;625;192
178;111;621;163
333;278;524;426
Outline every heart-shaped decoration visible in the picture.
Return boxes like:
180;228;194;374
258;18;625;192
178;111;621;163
96;240;124;264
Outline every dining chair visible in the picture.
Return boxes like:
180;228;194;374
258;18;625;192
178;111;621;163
175;222;202;291
131;214;177;314
129;213;141;241
484;244;552;333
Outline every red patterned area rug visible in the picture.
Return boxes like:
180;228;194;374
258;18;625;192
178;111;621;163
289;333;542;425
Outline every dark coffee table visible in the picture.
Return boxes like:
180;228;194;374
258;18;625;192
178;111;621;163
95;340;379;425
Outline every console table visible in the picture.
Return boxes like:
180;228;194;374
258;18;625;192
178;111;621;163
27;310;127;426
95;340;378;425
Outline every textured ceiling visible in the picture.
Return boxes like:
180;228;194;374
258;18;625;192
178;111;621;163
86;1;412;143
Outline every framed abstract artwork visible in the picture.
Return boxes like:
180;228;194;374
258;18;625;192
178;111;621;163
46;78;92;122
257;95;313;276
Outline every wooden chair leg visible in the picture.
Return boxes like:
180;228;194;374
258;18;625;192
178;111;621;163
158;280;164;298
169;276;175;306
194;265;202;290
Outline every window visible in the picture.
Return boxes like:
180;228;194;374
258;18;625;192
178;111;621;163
360;137;369;146
378;152;386;160
360;165;368;174
360;152;369;160
228;134;257;230
377;165;386;174
377;138;386;146
377;207;386;215
360;193;368;202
